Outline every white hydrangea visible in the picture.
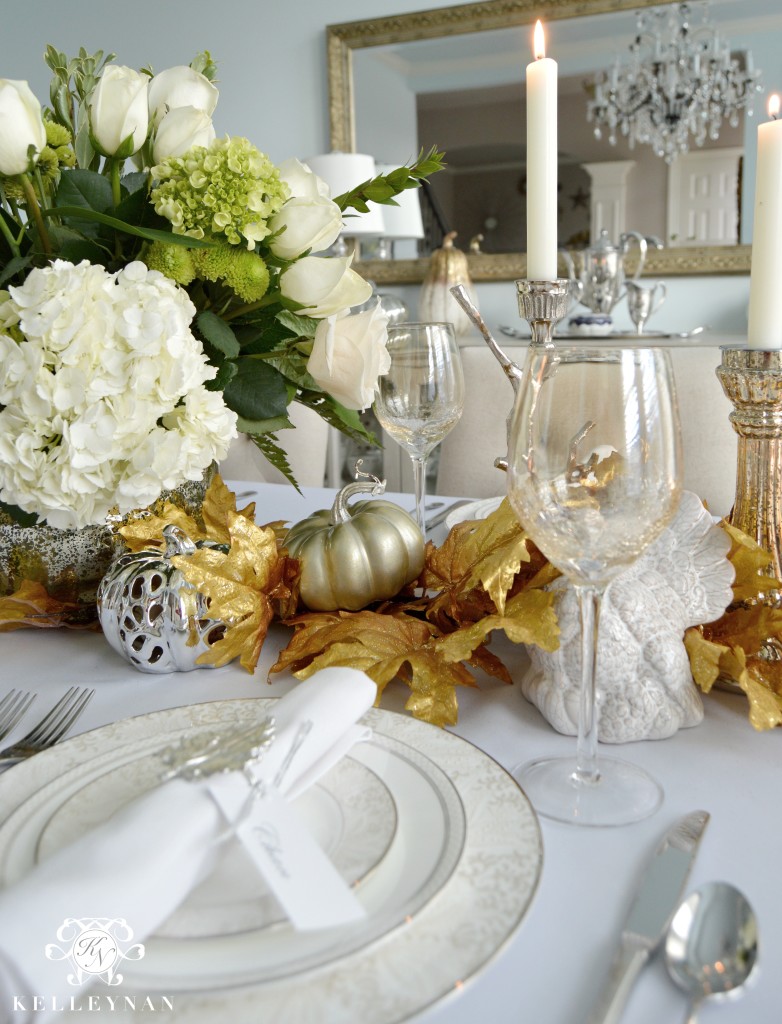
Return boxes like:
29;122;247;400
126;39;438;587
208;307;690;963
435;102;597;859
0;259;238;529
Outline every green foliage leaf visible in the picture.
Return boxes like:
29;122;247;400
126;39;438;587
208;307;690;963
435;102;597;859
265;351;319;391
57;238;109;265
56;168;113;213
223;358;290;420
236;414;294;434
120;171;148;195
249;433;299;490
196;310;240;358
235;320;293;353
333;145;446;213
0;256;32;288
275;309;319;339
297;391;379;446
113;183;150;226
43;223;106;258
204;359;238;392
43;206;215;248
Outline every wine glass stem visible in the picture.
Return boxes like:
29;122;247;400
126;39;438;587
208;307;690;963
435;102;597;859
411;454;428;538
575;584;605;784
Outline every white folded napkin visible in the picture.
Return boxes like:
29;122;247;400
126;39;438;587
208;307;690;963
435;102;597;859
0;667;376;1022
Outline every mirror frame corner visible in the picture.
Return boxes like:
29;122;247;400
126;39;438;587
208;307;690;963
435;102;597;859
327;0;752;283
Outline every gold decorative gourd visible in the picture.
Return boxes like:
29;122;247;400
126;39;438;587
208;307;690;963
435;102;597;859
418;230;478;335
284;472;425;612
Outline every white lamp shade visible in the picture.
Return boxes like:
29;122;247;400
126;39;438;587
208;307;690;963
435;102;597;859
305;152;386;238
375;163;425;240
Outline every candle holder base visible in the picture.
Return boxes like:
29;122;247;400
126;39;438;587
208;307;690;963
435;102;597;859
516;278;571;346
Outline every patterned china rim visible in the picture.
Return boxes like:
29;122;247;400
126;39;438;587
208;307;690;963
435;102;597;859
0;699;543;1023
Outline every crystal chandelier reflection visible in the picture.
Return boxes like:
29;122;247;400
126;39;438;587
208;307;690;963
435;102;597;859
587;2;762;163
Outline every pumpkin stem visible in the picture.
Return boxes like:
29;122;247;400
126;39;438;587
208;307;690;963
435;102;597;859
331;459;386;524
163;524;197;557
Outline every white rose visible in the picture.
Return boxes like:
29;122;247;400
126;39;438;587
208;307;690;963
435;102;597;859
277;157;330;199
280;255;372;318
148;66;218;125
0;80;46;175
90;66;149;157
152;106;215;163
268;195;343;260
307;301;391;410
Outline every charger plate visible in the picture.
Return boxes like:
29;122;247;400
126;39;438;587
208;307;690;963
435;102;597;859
0;699;542;1023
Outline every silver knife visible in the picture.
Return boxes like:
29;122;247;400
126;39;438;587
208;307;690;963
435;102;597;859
586;809;710;1024
424;498;475;531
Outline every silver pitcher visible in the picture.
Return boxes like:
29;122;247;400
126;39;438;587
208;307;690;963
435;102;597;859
568;230;651;316
626;279;667;334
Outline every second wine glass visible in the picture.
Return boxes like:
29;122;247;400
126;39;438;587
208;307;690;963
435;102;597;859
507;343;682;827
374;323;465;539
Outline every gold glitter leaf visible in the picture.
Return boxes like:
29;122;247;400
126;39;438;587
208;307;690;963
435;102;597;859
435;500;532;615
118;473;255;552
436;590;560;664
172;512;286;672
202;475;256;543
721;520;780;601
269;609;475;727
684;628;725;693
119;505;201;552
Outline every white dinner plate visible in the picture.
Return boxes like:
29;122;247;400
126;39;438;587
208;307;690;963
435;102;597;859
0;699;543;1023
445;495;504;530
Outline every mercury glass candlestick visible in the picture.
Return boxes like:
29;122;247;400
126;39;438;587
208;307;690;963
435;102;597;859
717;348;782;587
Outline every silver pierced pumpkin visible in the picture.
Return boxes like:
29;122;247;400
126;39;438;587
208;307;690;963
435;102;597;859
284;473;425;612
97;524;225;673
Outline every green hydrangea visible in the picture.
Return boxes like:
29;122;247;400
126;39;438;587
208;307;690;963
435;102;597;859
143;241;196;286
151;136;289;250
192;244;270;302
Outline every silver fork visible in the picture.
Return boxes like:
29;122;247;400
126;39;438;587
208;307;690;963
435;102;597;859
0;686;94;767
0;690;36;742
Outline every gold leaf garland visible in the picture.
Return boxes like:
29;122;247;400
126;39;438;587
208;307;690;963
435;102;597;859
4;477;782;730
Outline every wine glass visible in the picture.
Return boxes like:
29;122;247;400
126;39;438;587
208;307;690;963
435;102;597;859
374;323;465;539
507;343;682;827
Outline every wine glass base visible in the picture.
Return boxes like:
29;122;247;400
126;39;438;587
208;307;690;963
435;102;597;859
513;754;663;828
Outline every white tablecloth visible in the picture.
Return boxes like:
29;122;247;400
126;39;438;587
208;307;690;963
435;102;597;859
1;483;777;1024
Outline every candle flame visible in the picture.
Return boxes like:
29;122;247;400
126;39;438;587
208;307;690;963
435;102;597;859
534;20;546;60
769;94;781;120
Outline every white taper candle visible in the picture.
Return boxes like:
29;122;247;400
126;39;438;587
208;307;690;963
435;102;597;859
526;20;558;281
748;94;782;349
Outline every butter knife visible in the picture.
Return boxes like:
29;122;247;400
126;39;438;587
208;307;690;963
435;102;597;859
586;809;710;1024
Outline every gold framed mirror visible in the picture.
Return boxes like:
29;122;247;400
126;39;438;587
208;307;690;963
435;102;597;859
327;0;753;283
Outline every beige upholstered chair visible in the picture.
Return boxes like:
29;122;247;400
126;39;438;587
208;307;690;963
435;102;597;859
436;344;738;518
219;401;330;487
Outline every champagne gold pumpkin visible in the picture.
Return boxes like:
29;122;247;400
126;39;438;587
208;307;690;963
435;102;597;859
284;474;424;611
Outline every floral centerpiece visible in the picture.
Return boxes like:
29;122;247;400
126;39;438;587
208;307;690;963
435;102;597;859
0;46;443;532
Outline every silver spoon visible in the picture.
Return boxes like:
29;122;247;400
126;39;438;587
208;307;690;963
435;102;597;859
664;881;758;1023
